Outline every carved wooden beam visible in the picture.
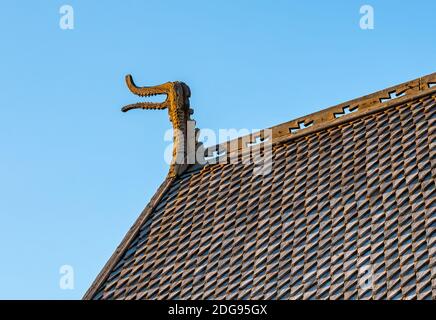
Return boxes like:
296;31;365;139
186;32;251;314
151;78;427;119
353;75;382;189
204;72;436;162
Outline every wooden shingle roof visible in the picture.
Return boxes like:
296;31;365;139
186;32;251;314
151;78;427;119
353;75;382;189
84;73;436;300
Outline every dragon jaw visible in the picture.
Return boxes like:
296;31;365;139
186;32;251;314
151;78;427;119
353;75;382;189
122;74;173;112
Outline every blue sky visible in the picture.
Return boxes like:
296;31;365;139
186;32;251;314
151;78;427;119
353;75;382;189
0;0;434;299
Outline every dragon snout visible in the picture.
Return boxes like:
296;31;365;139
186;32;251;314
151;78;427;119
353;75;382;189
125;74;170;97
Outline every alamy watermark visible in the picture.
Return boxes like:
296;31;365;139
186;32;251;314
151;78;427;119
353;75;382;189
59;5;74;30
358;264;373;290
59;264;75;290
360;5;374;30
163;122;273;176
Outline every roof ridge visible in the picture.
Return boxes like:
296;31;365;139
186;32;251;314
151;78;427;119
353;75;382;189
204;72;436;160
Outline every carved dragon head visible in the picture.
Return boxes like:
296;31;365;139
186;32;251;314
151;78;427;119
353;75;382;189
122;74;194;177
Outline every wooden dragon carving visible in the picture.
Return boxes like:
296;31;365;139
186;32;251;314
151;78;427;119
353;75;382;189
122;74;195;177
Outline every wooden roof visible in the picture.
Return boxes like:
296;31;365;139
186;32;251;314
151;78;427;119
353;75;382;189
84;73;436;299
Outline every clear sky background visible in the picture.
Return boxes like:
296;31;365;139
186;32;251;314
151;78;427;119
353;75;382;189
0;0;435;299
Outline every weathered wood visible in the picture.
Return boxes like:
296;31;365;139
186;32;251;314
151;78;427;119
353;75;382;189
85;72;436;300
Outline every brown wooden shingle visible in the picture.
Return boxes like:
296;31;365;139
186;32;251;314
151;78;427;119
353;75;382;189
84;74;436;300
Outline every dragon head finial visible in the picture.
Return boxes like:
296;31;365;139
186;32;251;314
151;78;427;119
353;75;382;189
122;74;195;177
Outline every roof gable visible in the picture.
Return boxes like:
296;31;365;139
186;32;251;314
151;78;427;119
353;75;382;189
84;73;436;300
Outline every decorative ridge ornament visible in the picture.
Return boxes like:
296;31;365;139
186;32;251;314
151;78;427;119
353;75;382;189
122;75;197;177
